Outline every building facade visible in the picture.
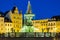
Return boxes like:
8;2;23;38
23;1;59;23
32;19;48;32
5;7;22;32
0;14;5;34
48;20;56;33
4;18;13;33
56;21;60;33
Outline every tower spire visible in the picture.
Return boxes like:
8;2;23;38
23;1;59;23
19;10;22;15
26;1;32;14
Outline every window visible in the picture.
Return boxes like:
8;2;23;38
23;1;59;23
1;24;3;26
5;24;7;26
14;17;16;19
17;26;19;28
41;24;43;26
17;17;20;19
1;28;3;30
19;18;21;19
14;21;15;23
46;24;47;26
1;19;3;21
10;24;12;26
43;22;45;23
41;22;42;23
14;25;15;28
16;25;17;27
16;21;18;23
51;23;52;26
44;24;45;26
48;23;50;26
54;23;55;25
36;21;39;23
11;28;13;31
8;29;9;31
8;24;9;26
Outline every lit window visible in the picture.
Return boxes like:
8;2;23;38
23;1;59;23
8;29;9;30
48;23;50;26
51;23;52;26
8;24;9;26
43;22;45;23
19;18;21;19
1;28;3;30
41;24;43;26
14;17;16;19
10;24;12;26
1;24;3;26
5;24;7;26
54;23;55;25
17;17;20;19
46;24;47;26
44;24;45;26
16;21;18;23
36;21;39;23
14;25;15;28
1;19;3;21
14;21;15;23
11;28;13;31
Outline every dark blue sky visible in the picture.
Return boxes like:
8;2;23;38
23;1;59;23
0;0;60;19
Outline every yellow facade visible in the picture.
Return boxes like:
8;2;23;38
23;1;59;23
0;16;5;34
56;21;60;33
32;20;41;32
48;21;56;32
32;19;60;33
4;22;13;33
10;7;22;32
48;20;60;33
32;19;48;32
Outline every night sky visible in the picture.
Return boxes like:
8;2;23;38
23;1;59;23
0;0;60;19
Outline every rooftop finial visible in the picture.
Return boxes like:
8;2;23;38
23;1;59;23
26;0;32;14
20;10;22;14
9;10;12;13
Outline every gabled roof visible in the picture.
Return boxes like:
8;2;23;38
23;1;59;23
4;17;12;22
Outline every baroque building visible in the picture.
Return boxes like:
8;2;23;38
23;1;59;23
5;7;22;33
4;17;13;33
32;19;48;32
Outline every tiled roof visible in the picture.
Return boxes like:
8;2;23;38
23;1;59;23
4;17;12;22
